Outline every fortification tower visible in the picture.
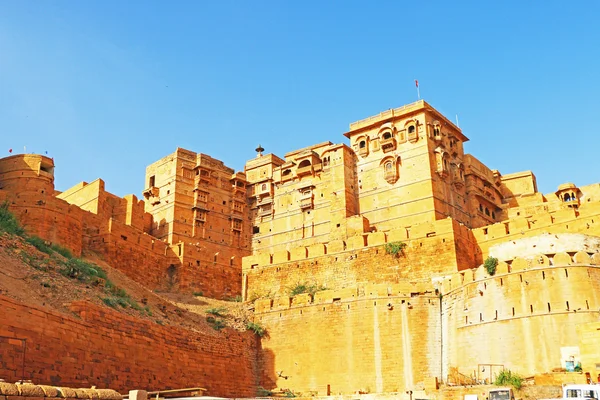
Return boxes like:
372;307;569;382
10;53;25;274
245;142;359;254
0;154;55;194
0;154;83;254
143;148;251;296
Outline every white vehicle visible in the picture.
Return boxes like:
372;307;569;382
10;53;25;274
562;384;600;400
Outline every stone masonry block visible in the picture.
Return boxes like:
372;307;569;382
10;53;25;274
255;298;273;313
39;386;59;398
574;251;591;264
496;260;509;274
387;228;406;242
290;247;308;261
95;390;121;400
307;244;326;257
511;257;529;271
17;384;44;397
128;391;147;400
327;240;345;253
272;250;290;264
273;296;291;309
82;389;99;399
291;293;312;306
364;283;389;297
57;388;77;398
72;389;89;399
366;232;386;246
0;383;19;396
314;289;334;303
553;252;572;266
346;235;366;250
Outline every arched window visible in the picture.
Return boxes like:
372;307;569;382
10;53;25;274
382;132;392;140
298;160;311;169
282;169;292;177
485;208;490;216
261;183;267;191
385;162;393;171
479;204;483;212
359;140;366;149
564;193;571;201
408;125;415;134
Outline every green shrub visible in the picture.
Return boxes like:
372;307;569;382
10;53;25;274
60;258;107;282
246;321;267;337
0;202;25;236
484;256;499;276
384;241;407;257
25;236;52;254
248;289;274;302
50;243;73;259
225;295;243;302
289;282;326;297
192;291;204;297
206;316;226;331
102;297;119;308
494;369;523;389
206;307;227;317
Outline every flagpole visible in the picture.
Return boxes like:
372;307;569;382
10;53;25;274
415;79;420;100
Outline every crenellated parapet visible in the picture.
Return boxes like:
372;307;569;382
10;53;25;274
243;218;474;272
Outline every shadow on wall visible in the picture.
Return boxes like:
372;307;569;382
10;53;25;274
259;346;277;395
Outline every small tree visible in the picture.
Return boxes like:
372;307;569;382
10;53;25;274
384;241;407;257
484;256;498;276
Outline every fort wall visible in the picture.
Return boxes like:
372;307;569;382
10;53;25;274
472;202;600;258
254;289;441;395
243;218;477;299
0;295;259;397
441;254;600;381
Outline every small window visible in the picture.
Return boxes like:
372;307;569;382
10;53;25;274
359;140;366;149
149;175;156;187
261;184;267;191
252;226;260;234
385;162;393;171
408;125;415;134
382;132;392;140
283;169;292;177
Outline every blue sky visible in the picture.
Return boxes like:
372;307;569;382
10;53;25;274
1;1;599;197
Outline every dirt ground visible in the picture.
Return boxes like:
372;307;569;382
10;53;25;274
0;232;254;336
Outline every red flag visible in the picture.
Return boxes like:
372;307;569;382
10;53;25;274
415;80;419;88
8;149;12;153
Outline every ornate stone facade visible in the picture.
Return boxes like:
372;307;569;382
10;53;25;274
1;99;600;396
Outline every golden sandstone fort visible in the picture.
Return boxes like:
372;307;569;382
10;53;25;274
1;100;600;398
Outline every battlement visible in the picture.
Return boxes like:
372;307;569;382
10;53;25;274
472;202;600;257
243;218;472;271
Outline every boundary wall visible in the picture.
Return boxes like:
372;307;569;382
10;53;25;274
0;295;258;397
243;218;477;299
254;286;441;396
441;251;600;383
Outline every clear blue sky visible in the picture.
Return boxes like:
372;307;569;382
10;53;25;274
1;1;599;197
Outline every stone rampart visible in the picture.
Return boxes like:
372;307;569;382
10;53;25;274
473;203;600;257
254;286;441;395
243;219;477;299
0;295;258;397
441;251;600;381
